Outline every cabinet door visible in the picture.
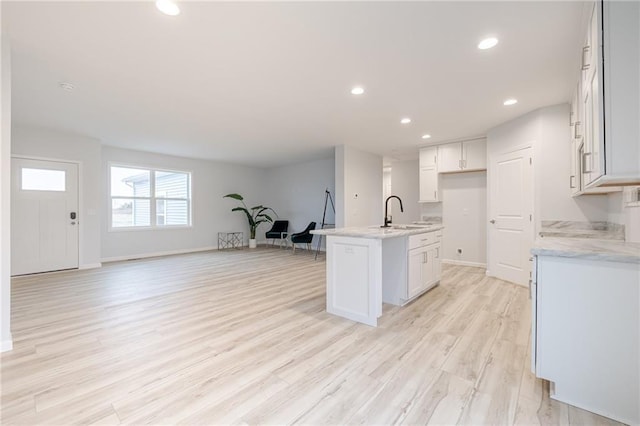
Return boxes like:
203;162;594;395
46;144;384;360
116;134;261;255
462;139;486;171
570;138;580;195
572;80;583;139
437;143;462;173
422;249;434;288
407;248;426;299
419;146;437;168
432;245;441;282
419;166;439;202
581;4;595;90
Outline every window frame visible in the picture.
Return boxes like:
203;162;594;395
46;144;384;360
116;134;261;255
108;162;192;232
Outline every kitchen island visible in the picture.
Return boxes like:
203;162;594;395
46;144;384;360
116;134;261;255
312;224;444;326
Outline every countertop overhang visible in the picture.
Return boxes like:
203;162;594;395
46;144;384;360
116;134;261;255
311;224;444;240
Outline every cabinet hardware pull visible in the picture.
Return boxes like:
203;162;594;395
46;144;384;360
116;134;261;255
458;159;462;169
574;121;582;139
528;279;532;299
581;46;590;70
569;175;576;189
434;190;436;199
582;152;593;174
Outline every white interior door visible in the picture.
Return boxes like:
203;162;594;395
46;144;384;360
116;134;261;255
11;158;79;275
488;147;533;286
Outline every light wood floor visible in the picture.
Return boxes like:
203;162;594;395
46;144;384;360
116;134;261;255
1;248;624;425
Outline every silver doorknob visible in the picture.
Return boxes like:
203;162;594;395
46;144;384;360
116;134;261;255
489;219;496;224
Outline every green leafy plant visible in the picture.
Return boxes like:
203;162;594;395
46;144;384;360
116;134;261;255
223;193;276;239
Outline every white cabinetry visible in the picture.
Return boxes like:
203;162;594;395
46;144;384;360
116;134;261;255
437;139;486;173
436;143;461;173
419;146;439;203
406;232;441;300
419;139;486;202
531;255;639;425
419;167;439;202
575;1;640;188
419;146;437;168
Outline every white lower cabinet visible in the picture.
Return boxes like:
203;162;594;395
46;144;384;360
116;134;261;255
531;255;639;425
406;233;441;302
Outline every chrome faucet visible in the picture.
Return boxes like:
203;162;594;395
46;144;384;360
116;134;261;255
382;195;403;228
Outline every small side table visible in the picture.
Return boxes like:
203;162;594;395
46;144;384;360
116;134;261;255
218;232;243;250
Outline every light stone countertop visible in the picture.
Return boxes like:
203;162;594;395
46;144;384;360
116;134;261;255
539;220;624;240
531;237;640;264
311;224;444;240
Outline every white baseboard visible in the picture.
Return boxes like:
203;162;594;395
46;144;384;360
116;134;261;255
102;246;218;263
1;336;13;352
442;259;487;269
79;263;102;270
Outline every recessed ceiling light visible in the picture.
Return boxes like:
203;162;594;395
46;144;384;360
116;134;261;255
59;82;74;91
422;134;431;139
156;0;180;16
503;98;518;106
401;118;411;124
351;86;364;95
478;37;498;50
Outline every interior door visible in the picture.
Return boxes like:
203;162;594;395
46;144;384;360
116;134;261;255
11;158;79;275
488;147;533;286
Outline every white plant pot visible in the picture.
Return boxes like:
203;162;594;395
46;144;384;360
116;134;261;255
249;239;257;249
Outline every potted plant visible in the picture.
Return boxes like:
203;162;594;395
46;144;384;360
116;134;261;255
223;193;276;248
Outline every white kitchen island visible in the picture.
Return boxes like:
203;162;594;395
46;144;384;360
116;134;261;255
312;225;443;326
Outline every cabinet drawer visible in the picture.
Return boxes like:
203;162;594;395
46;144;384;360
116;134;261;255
408;232;439;249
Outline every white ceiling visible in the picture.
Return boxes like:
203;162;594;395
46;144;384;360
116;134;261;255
3;1;584;168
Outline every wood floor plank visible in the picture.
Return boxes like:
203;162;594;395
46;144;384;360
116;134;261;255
1;249;619;425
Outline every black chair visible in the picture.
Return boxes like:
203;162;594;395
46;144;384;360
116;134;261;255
291;222;316;253
265;220;289;248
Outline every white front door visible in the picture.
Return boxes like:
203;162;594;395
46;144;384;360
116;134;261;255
488;147;533;286
11;158;79;275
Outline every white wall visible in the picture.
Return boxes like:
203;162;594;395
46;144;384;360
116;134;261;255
441;172;487;266
101;146;266;261
1;34;13;352
389;160;420;224
335;145;383;228
264;157;335;238
487;103;611;231
11;126;103;268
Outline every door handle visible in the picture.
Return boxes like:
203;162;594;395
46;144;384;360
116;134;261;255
582;152;593;173
489;219;496;224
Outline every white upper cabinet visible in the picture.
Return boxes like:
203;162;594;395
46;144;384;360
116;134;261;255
419;166;439;202
462;139;487;171
437;143;462;173
419;146;437;168
437;139;486;173
579;1;640;188
419;146;439;202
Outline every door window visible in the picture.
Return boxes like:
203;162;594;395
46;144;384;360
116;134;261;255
21;168;66;191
